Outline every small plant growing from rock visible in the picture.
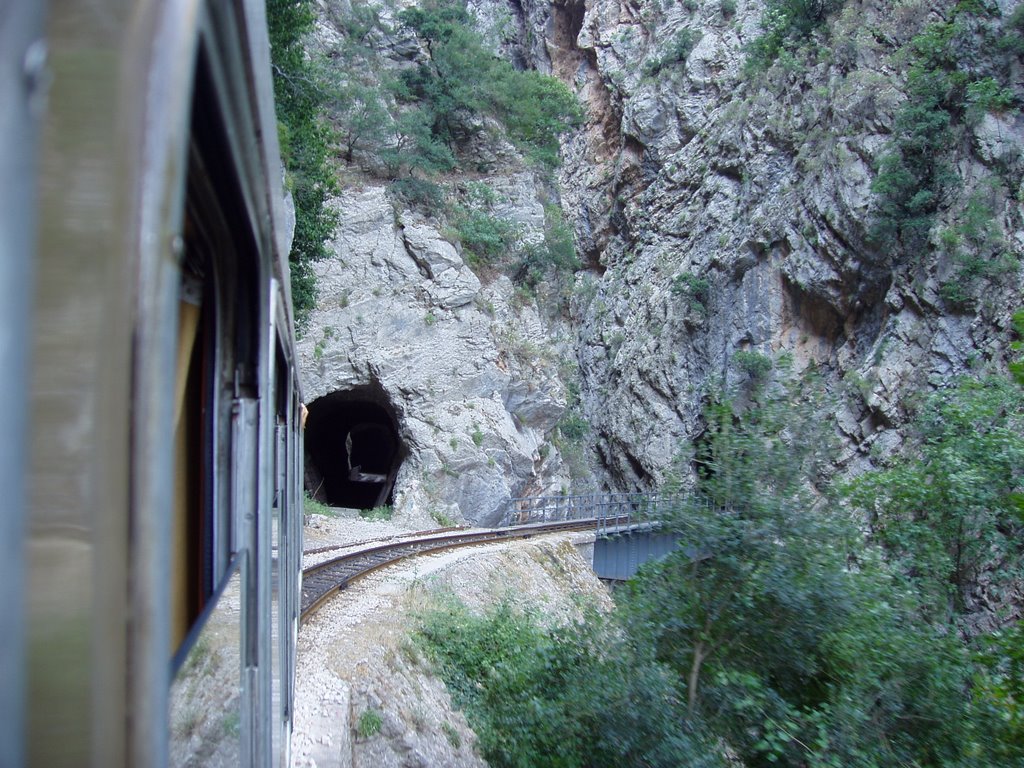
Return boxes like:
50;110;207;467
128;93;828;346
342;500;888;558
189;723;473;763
733;349;773;384
441;721;462;749
360;505;393;521
431;508;457;527
471;423;484;446
357;708;383;739
672;271;711;314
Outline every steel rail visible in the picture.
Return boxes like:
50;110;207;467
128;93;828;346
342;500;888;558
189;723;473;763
299;517;625;623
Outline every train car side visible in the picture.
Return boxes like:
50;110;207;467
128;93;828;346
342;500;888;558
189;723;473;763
8;1;304;766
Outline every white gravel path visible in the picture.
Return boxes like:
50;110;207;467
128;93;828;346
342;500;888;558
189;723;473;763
290;514;609;768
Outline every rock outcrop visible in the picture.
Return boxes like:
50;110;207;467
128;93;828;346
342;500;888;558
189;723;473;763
501;0;1024;487
303;0;1024;514
298;184;571;526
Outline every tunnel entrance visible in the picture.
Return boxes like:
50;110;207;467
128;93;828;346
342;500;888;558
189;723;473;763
304;386;404;510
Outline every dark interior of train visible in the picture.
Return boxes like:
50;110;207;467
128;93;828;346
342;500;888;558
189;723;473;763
304;386;404;510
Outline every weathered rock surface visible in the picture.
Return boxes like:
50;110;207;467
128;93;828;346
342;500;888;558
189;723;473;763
477;0;1024;488
298;185;570;526
304;0;1024;512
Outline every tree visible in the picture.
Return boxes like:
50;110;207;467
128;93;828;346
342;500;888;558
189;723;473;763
617;367;982;767
326;77;390;163
267;0;339;328
846;376;1024;622
395;0;580;168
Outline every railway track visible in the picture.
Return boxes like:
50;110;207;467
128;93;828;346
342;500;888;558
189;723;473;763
299;518;610;623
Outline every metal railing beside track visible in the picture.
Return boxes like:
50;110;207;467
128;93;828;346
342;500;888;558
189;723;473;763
499;491;688;535
299;492;715;624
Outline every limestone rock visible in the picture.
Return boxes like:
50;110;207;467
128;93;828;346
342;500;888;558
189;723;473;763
299;187;569;527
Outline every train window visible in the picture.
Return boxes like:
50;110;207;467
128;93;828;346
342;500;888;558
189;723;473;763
171;45;263;658
303;385;406;510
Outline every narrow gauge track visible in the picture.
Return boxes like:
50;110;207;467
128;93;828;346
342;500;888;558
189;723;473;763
300;518;612;623
302;525;468;557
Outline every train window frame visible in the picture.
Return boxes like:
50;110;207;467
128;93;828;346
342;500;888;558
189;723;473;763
170;33;266;670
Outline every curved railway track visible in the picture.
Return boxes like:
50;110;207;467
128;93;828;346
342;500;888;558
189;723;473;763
300;518;612;623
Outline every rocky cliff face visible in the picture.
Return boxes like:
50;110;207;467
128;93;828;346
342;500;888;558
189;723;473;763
297;182;573;526
301;0;1024;520
521;0;1024;487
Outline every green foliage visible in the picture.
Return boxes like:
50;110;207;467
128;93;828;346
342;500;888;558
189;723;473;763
379;108;457;177
937;186;1017;310
360;505;393;521
999;4;1024;54
325;76;390;163
1011;309;1024;386
971;622;1024;761
451;190;520;267
396;0;581;169
303;493;338;517
491;71;584;168
357;708;383;739
416;373;1024;765
732;349;773;384
557;411;590;441
869;22;959;254
388;177;444;210
441;721;462;748
965;76;1016;123
746;0;845;71
644;29;702;76
454;209;518;266
845;377;1024;622
513;205;580;288
672;271;710;315
622;379;995;767
267;0;339;330
870;5;1019;263
416;599;718;767
430;508;458;528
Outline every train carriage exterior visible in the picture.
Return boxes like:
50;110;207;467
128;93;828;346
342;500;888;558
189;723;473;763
3;1;305;765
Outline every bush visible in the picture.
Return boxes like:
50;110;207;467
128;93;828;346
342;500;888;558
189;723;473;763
416;599;718;768
396;0;581;170
452;208;518;267
557;411;590;441
620;380;994;767
870;6;1020;265
360;505;393;521
388;177;444;210
644;29;702;76
746;0;845;71
357;708;383;739
267;0;339;330
844;376;1024;621
733;349;773;383
513;205;579;288
671;271;710;314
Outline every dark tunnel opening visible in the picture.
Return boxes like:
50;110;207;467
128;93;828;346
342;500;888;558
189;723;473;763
304;387;405;510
